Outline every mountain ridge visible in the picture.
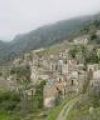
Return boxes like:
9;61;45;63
0;13;100;65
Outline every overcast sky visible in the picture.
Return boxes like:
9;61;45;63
0;0;100;41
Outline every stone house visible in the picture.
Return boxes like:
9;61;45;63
67;59;78;72
87;64;99;72
7;75;18;91
57;59;64;74
76;52;84;64
86;63;100;95
62;64;68;75
89;70;100;95
13;57;22;66
55;77;66;98
43;79;58;108
97;48;100;59
38;74;49;81
96;30;100;36
65;70;79;93
0;77;10;90
43;75;66;108
73;36;88;45
30;66;38;84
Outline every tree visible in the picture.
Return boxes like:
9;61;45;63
90;33;97;41
69;45;79;58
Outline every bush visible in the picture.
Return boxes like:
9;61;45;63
33;80;46;110
0;90;20;111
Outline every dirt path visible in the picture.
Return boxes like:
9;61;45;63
57;96;81;120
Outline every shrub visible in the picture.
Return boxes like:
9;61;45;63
0;90;20;111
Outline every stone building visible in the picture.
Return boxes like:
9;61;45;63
13;57;22;66
43;79;58;108
57;59;64;74
67;59;78;72
73;36;88;45
43;75;66;108
96;30;100;36
76;51;84;64
66;71;79;93
86;63;100;95
7;75;18;91
89;70;100;95
97;48;100;60
0;77;10;90
30;66;38;84
87;64;99;72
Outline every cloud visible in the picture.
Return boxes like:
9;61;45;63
0;0;100;40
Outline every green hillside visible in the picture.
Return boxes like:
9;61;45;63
48;94;100;120
0;13;100;65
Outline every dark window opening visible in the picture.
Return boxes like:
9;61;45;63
71;80;74;86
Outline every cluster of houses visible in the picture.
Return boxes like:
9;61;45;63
1;36;100;108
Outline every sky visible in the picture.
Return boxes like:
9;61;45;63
0;0;100;41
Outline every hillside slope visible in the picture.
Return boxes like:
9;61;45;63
48;94;100;120
0;13;100;64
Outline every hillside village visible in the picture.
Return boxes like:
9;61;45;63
0;31;100;114
0;0;100;119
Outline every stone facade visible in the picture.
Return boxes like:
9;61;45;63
6;43;100;108
73;36;88;45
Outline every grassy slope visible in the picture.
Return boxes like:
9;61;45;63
47;95;77;120
47;94;100;120
0;80;46;120
67;94;100;120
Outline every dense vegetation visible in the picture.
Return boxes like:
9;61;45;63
0;80;46;120
0;90;21;120
10;65;31;86
69;45;99;65
67;94;100;120
47;89;100;120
